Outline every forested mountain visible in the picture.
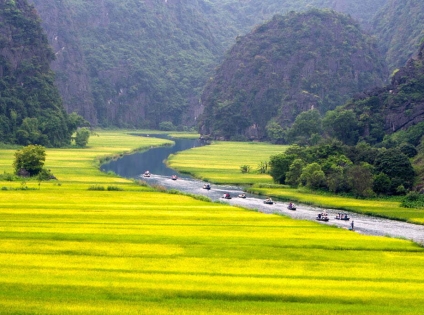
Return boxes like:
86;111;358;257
28;0;389;128
198;10;388;140
0;0;80;147
343;42;424;143
29;0;97;124
373;0;424;73
30;0;221;128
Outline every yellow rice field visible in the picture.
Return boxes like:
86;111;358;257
1;131;424;314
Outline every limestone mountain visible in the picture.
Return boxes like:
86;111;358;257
28;0;389;128
372;0;424;73
198;10;388;140
0;0;78;147
344;41;424;143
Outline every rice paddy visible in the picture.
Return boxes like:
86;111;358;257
167;141;287;184
1;131;424;314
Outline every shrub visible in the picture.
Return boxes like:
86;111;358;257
88;185;105;191
401;191;424;208
107;186;123;191
240;165;251;173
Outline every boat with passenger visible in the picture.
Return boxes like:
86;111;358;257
143;170;151;177
287;202;296;210
222;193;232;199
203;183;211;190
238;193;246;199
171;175;178;180
263;198;274;205
335;213;350;221
316;211;329;221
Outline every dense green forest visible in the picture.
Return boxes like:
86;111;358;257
0;0;83;147
267;42;424;193
373;0;424;72
199;10;387;140
27;0;391;128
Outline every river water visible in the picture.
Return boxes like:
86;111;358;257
101;136;424;245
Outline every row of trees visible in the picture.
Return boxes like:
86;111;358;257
269;140;416;197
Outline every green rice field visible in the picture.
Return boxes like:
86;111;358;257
1;131;424;314
168;141;287;184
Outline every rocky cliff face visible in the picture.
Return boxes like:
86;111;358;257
199;10;388;140
346;42;424;140
372;0;424;72
29;0;97;125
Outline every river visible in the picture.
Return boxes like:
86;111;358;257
101;136;424;245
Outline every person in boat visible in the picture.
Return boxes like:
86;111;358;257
318;213;322;219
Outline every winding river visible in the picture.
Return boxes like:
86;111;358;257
101;136;424;245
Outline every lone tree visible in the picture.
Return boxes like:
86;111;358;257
75;128;90;147
14;145;46;176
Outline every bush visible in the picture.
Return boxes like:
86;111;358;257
240;165;251;173
401;191;424;208
107;186;124;191
88;185;105;191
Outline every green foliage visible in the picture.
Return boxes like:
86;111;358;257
373;0;424;71
323;109;360;145
286;110;322;145
0;1;86;147
374;148;415;193
400;191;424;208
106;186;124;191
269;153;296;184
13;145;46;176
239;165;251;173
75;128;91;147
199;10;387;139
159;121;176;131
88;185;105;191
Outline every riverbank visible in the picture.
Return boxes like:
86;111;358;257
167;140;424;225
1;130;424;314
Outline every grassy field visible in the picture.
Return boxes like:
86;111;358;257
167;141;287;184
1;131;424;314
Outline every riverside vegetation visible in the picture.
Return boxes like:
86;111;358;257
0;131;424;314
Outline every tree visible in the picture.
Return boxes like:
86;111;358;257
266;120;285;143
286;109;322;144
300;163;326;189
322;109;359;145
269;153;296;184
374;148;415;192
75;128;91;147
285;159;304;187
13;145;46;176
346;163;374;197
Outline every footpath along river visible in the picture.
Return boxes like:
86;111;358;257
101;136;424;245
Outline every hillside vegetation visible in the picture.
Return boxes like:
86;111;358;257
199;10;387;140
28;0;389;128
0;0;80;147
373;0;424;72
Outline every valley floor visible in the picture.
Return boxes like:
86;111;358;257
0;131;423;314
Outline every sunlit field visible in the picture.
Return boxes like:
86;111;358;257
168;141;287;184
1;131;424;314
